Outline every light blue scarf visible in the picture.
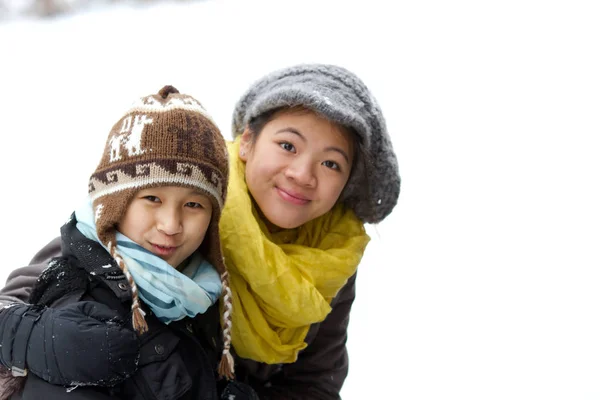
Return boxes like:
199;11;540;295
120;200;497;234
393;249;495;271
74;200;222;324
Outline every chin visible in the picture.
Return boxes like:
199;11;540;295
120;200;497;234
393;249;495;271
277;221;303;230
265;213;305;230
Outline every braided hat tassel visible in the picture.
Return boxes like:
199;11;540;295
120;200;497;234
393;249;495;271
217;270;235;380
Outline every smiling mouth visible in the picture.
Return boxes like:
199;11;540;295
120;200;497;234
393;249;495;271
151;244;178;256
276;187;311;205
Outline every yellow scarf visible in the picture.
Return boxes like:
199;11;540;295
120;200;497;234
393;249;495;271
219;140;370;364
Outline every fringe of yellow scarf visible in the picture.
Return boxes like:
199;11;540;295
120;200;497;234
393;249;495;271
219;139;370;364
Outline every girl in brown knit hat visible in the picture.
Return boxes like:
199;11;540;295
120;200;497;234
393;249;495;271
0;85;257;400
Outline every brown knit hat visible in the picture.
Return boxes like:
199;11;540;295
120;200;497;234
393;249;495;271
88;85;234;379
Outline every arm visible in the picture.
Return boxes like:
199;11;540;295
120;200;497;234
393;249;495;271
0;239;139;390
258;273;358;400
0;301;139;387
21;373;114;400
0;237;62;306
0;238;63;398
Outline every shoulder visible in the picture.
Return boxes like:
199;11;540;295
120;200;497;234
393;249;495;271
29;257;90;306
331;272;357;308
0;237;63;306
28;237;63;265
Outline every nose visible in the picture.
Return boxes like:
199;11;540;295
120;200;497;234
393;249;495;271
284;157;317;187
156;206;183;236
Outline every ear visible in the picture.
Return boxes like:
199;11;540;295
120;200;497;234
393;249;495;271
239;127;253;162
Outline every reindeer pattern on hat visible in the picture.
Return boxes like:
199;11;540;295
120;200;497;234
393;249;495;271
108;115;154;163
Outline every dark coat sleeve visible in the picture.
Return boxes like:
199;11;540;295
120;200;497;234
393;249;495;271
18;373;113;400
258;273;357;400
0;300;139;388
0;238;62;306
0;255;139;390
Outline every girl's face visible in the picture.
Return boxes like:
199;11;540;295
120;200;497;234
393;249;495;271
119;186;213;268
239;109;354;229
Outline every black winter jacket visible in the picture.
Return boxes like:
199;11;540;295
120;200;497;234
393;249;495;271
0;230;358;400
1;216;227;400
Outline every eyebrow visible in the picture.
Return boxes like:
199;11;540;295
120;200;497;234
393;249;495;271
275;128;351;164
176;188;208;197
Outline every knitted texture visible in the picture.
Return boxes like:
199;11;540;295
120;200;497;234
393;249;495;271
232;64;401;224
88;85;234;378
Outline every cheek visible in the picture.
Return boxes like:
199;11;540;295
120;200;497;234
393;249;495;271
320;175;349;204
119;211;142;238
189;214;212;238
118;203;157;241
247;146;283;178
244;157;266;193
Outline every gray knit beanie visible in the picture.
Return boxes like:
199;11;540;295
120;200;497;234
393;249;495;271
232;64;400;224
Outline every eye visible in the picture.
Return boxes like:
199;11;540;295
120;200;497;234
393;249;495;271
185;202;205;209
279;142;296;153
322;160;340;171
143;195;161;203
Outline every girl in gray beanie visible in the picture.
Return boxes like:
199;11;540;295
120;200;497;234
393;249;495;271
0;64;400;400
233;63;400;223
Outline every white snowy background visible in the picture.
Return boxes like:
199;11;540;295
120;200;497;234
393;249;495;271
1;0;599;399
